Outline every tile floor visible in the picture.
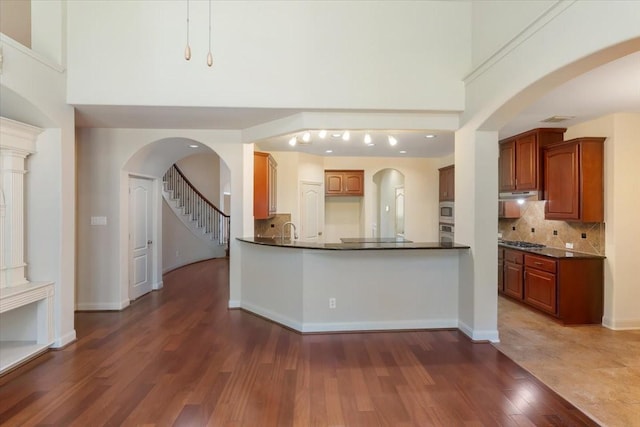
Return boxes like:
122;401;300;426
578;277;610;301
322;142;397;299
494;296;640;427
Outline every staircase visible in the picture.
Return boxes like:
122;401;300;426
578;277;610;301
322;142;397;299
162;164;230;256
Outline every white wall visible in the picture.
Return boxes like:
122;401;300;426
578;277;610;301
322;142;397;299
471;0;557;68
465;1;640;128
66;1;469;112
176;153;221;206
161;200;219;273
564;113;640;329
324;198;363;243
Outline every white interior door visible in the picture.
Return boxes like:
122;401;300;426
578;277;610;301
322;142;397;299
129;177;154;300
300;182;323;242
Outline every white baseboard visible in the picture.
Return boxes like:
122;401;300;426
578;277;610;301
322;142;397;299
602;316;640;330
241;301;302;331
301;319;459;333
153;281;164;290
241;301;458;334
76;299;129;311
458;320;500;342
51;330;77;348
228;299;241;309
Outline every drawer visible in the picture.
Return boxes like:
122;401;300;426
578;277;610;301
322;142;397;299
504;250;523;264
525;254;557;273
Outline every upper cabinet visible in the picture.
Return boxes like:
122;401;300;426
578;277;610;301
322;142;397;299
544;137;605;222
499;128;566;193
438;165;455;201
254;151;277;219
325;170;364;196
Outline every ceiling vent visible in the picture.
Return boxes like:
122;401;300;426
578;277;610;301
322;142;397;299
541;115;575;123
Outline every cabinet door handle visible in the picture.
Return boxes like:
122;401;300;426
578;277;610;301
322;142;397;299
534;262;542;266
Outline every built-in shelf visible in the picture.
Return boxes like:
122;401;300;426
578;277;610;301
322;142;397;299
0;281;55;375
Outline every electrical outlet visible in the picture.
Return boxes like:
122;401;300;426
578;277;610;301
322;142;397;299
175;250;180;258
329;298;336;309
565;243;574;249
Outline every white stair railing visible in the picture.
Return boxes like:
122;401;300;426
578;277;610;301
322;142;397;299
163;165;230;252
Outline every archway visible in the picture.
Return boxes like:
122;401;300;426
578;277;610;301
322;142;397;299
121;137;231;301
455;39;640;344
372;169;405;239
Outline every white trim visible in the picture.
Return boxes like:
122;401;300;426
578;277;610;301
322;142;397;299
241;301;302;331
152;280;163;290
51;330;77;348
463;0;575;84
458;320;500;343
0;33;66;73
602;316;640;330
228;299;241;308
76;299;129;311
301;319;459;334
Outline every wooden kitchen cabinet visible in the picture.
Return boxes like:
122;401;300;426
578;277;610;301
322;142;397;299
524;254;557;315
498;248;505;293
499;128;566;193
254;151;277;219
544;137;605;222
325;170;364;196
438;165;455;201
499;246;604;324
503;249;524;299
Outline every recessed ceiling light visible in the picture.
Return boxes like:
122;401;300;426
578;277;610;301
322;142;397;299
288;136;297;146
331;133;342;138
367;143;375;147
302;132;311;142
425;134;436;139
342;131;350;141
319;130;327;139
388;136;398;146
189;144;199;148
399;150;407;154
364;133;372;144
325;149;333;153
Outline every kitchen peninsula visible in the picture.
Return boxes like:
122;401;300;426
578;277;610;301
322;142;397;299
238;237;469;333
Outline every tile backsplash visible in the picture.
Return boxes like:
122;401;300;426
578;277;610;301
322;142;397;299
499;201;605;255
254;213;292;238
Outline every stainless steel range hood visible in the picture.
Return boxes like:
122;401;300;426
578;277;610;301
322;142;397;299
498;190;539;201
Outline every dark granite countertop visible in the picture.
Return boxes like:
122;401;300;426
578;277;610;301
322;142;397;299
238;237;470;251
498;242;606;259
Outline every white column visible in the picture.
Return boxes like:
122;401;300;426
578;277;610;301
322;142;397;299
454;127;500;342
0;118;41;289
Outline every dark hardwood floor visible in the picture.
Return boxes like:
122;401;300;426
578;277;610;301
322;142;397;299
0;259;596;426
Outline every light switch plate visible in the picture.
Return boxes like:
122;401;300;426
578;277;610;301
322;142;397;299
91;216;107;226
565;242;574;249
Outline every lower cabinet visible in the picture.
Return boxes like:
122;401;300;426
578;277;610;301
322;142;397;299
503;249;524;299
497;248;504;293
499;247;603;324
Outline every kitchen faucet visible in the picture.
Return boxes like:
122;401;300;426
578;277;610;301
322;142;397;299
281;222;298;241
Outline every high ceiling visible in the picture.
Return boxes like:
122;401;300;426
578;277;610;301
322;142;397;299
69;50;640;158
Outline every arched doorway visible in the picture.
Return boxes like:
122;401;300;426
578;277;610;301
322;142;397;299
122;137;231;301
372;168;405;239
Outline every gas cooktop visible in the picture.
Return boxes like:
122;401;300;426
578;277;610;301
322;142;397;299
500;240;546;249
